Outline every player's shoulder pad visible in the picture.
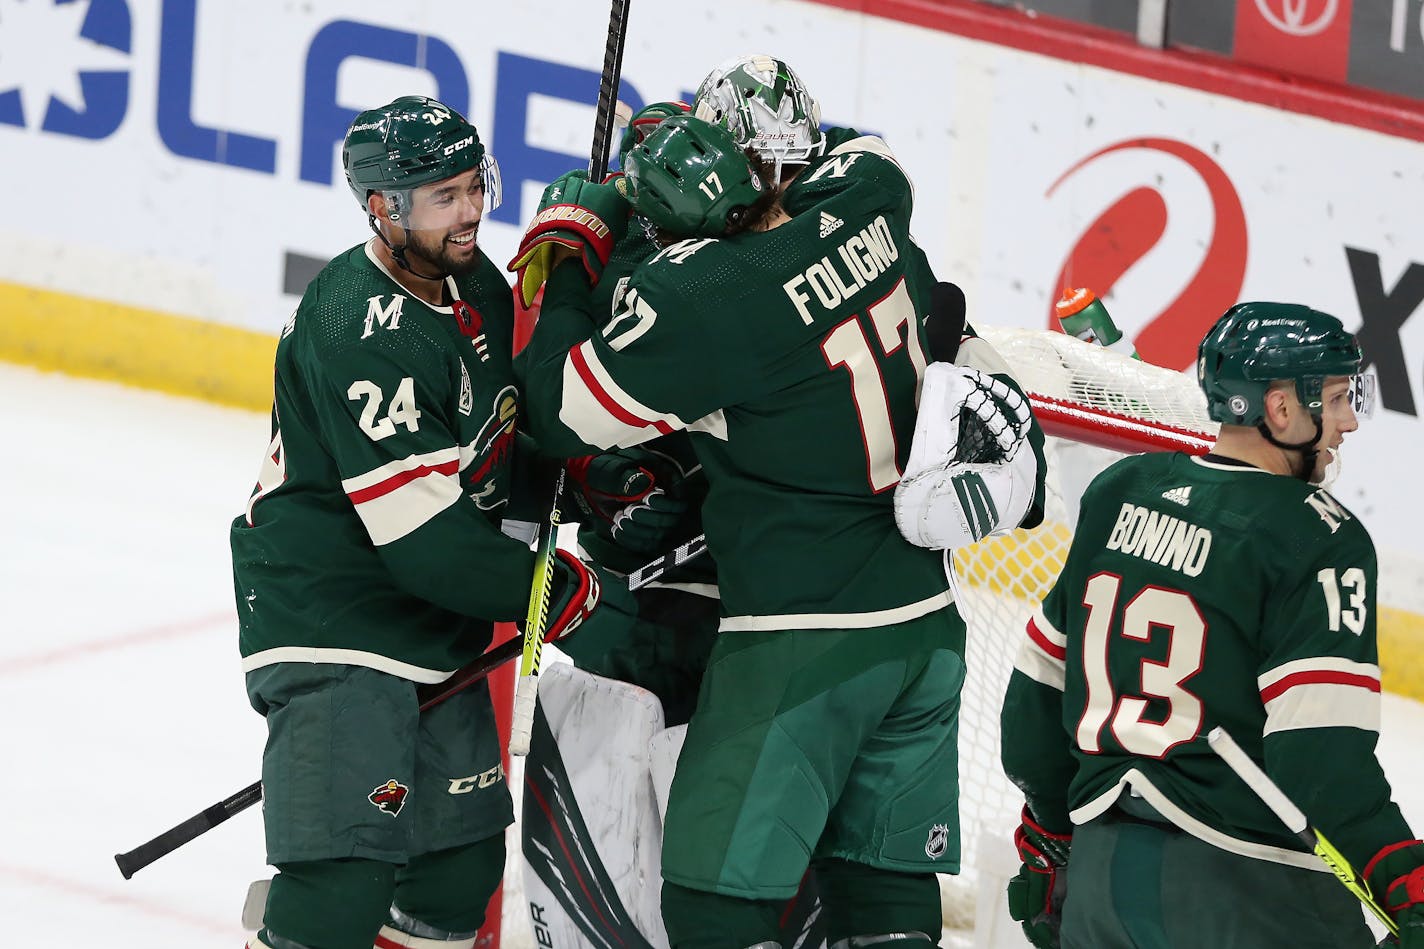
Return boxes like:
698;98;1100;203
1273;482;1373;552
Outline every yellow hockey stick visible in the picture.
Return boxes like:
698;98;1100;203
1207;726;1398;937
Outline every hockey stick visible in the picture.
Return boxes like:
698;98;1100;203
113;635;523;879
1206;726;1399;937
510;0;631;757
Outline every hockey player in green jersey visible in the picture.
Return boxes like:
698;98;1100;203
229;96;600;949
1000;303;1424;948
513;113;1047;949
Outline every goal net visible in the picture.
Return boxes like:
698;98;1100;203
940;326;1217;945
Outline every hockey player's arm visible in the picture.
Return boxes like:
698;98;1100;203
1255;525;1424;924
316;343;534;622
520;260;730;458
1001;586;1077;833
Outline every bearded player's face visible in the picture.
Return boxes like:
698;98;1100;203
402;167;487;275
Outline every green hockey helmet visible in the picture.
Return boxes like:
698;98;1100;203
624;115;765;238
1197;302;1370;427
692;54;824;179
342;95;501;226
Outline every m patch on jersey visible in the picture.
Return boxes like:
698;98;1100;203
925;823;949;859
818;211;844;238
368;779;409;817
1161;486;1192;506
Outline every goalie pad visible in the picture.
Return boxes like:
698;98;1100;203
895;364;1035;550
521;662;670;947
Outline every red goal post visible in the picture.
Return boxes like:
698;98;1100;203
940;326;1218;942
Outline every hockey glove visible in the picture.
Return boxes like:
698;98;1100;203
894;364;1036;549
618;100;691;167
566;449;690;556
1365;840;1424;947
508;170;632;308
1006;807;1071;949
541;548;601;643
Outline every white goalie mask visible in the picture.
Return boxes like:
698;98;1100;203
692;54;825;180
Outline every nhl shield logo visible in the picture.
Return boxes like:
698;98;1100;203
925;823;950;859
368;779;409;817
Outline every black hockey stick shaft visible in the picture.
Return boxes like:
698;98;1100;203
589;0;631;182
113;636;523;879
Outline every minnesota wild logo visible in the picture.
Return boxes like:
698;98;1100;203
368;779;409;817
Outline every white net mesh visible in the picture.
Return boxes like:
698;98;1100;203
940;327;1218;939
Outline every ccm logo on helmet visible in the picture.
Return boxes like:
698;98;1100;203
443;135;476;157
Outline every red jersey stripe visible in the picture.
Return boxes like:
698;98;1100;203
347;459;460;506
1027;616;1067;661
1260;669;1381;704
570;345;675;436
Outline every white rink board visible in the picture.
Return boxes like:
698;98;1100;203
3;0;1421;566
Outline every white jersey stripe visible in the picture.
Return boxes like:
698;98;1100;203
1014;634;1067;691
718;590;952;632
560;342;690;448
1263;681;1382;735
241;645;455;683
347;466;461;546
341;447;461;495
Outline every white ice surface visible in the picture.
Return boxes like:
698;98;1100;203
3;362;1421;947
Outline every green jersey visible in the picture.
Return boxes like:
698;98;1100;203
1002;451;1412;874
521;136;951;630
231;240;535;682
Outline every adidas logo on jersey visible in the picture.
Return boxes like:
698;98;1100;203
819;211;844;238
1161;486;1192;506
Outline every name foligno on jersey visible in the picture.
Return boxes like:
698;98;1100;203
783;213;900;325
1106;502;1213;577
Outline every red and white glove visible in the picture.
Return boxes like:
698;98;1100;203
1365;840;1424;947
541;548;601;643
507;170;631;308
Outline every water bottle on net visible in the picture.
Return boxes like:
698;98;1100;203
1055;287;1140;360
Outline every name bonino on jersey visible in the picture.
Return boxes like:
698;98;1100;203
782;214;900;325
1106;502;1213;577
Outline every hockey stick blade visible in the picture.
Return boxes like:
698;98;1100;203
926;281;967;363
113;636;522;878
627;533;709;592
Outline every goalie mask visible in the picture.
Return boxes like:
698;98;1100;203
624;115;765;238
342;95;502;230
692;54;824;180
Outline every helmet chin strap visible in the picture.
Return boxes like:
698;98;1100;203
1257;415;1323;482
367;213;450;283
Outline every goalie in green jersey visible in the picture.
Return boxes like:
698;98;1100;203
229;96;601;949
1000;303;1424;948
512;108;1049;948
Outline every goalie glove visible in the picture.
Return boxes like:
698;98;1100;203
508;170;631;308
1006;807;1071;949
1365;840;1424;947
894;363;1035;549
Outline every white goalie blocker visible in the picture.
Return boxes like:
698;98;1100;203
894;364;1037;550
